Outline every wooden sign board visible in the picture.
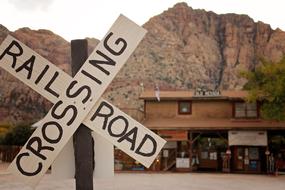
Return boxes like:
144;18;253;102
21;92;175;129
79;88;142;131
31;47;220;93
0;15;166;187
228;131;267;146
158;130;188;141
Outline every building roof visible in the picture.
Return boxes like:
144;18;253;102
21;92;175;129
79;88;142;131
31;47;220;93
142;118;285;130
140;90;248;100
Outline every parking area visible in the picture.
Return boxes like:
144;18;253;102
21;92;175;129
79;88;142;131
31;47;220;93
0;169;285;190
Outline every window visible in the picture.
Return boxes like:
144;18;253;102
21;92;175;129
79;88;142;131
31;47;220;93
248;147;259;160
234;102;258;118
178;101;192;114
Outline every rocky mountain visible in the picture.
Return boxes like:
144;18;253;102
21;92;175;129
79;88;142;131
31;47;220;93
1;2;285;124
0;26;71;124
106;2;285;112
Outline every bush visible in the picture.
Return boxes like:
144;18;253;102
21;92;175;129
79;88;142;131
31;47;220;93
0;124;12;136
1;124;34;146
0;135;3;144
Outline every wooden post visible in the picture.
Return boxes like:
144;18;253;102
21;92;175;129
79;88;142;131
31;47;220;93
71;39;94;190
189;131;193;171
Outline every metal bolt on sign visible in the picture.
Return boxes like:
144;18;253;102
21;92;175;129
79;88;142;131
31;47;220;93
0;15;166;188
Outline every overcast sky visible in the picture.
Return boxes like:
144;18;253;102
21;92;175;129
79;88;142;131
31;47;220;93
0;0;284;41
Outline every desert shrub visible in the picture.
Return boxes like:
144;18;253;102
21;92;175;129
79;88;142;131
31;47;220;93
1;124;34;146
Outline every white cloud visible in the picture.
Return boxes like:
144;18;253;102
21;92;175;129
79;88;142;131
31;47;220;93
10;0;54;11
0;0;285;41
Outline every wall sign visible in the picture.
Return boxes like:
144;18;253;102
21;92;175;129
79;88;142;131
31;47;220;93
194;88;221;97
176;158;190;168
228;131;267;146
158;130;188;141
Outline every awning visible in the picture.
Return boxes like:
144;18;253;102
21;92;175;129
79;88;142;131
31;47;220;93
228;131;268;146
142;118;285;130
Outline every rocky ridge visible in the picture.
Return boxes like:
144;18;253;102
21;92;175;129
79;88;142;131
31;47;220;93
1;2;285;123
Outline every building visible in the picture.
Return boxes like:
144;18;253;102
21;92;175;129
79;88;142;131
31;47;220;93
114;90;285;174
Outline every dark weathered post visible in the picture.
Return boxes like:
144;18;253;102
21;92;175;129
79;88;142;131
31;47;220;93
189;132;193;171
71;39;94;190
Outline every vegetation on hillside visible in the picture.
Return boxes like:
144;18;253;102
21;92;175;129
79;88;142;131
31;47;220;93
0;124;34;146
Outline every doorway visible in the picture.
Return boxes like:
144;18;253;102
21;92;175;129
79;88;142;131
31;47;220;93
232;146;266;173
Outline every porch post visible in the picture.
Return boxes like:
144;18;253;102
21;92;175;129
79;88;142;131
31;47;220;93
189;131;193;171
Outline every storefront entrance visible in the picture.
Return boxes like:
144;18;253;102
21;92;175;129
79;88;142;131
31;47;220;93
189;132;228;172
113;130;284;173
228;130;268;173
232;146;266;173
158;130;190;171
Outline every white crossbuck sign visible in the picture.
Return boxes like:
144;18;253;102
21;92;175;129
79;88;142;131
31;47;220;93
0;15;166;187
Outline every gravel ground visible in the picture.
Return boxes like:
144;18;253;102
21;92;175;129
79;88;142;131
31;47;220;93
0;163;285;190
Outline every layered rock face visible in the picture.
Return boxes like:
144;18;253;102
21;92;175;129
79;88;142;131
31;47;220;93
0;26;71;123
120;3;285;90
1;2;285;123
111;2;285;110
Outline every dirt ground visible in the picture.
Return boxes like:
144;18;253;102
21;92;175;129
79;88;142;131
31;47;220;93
1;163;285;190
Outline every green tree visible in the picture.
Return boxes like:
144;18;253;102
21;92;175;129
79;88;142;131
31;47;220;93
1;124;34;146
241;57;285;121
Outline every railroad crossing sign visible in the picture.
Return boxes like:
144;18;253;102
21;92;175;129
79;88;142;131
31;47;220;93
0;15;166;187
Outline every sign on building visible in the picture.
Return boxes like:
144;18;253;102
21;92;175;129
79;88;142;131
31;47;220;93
228;131;267;146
